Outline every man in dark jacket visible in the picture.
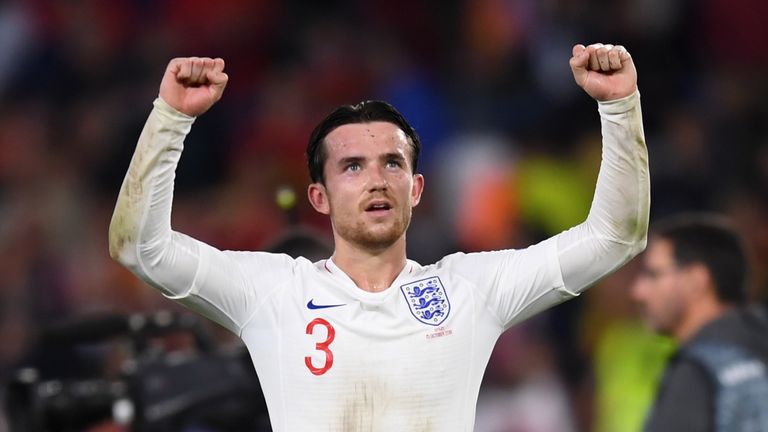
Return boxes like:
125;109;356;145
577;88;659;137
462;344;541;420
631;214;768;432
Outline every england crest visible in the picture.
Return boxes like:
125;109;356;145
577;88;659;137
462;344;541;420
401;277;450;326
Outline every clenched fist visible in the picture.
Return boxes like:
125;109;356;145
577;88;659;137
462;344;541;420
570;43;637;102
159;57;229;117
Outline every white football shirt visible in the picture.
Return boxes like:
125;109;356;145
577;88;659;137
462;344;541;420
110;91;648;431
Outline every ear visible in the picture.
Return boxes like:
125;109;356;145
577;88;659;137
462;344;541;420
411;174;425;207
307;182;330;215
687;263;715;297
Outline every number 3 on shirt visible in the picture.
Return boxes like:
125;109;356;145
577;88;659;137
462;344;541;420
305;318;335;375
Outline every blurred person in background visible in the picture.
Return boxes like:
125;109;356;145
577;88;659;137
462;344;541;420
579;258;674;432
631;214;768;432
109;42;648;431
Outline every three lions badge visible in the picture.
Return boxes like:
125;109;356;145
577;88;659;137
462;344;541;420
401;277;450;326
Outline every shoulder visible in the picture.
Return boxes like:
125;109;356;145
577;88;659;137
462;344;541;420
428;241;557;275
431;249;517;268
220;250;325;276
647;354;714;430
664;353;715;387
692;308;768;359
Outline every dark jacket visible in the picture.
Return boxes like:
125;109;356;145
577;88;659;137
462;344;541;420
644;304;768;432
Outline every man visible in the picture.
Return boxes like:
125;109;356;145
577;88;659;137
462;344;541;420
109;43;649;430
631;215;768;431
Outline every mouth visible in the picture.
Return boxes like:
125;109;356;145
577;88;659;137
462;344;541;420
364;200;393;216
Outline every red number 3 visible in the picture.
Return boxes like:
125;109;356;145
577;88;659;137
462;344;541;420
305;318;335;375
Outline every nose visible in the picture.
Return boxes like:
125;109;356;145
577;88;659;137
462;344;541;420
367;165;389;192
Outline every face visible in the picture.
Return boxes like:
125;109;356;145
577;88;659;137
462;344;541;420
307;121;424;251
630;238;689;337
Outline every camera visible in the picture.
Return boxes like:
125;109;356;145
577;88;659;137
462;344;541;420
5;311;270;432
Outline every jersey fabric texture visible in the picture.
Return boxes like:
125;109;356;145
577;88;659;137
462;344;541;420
109;92;649;431
644;306;768;432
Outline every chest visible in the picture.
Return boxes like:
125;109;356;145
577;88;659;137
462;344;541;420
240;271;500;430
248;273;492;375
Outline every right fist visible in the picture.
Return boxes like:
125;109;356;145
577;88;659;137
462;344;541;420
159;57;228;117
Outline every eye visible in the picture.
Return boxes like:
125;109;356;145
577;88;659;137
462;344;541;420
345;162;361;172
386;159;402;169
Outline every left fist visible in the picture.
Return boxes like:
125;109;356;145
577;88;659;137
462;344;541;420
570;43;637;102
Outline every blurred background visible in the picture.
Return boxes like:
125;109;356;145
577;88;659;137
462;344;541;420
1;0;767;430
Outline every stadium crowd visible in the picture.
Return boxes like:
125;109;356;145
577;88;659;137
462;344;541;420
1;0;766;430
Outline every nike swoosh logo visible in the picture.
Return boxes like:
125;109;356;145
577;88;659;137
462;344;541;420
307;299;346;310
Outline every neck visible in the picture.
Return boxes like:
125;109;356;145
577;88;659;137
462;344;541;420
675;300;731;344
332;235;407;293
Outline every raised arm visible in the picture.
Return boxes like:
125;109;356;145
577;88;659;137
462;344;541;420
420;43;649;329
555;43;649;292
109;56;228;278
108;58;289;334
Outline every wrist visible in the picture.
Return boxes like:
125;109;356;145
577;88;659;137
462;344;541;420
598;89;640;114
154;97;197;121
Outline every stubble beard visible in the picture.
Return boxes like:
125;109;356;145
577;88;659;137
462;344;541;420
648;300;683;338
334;207;412;252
